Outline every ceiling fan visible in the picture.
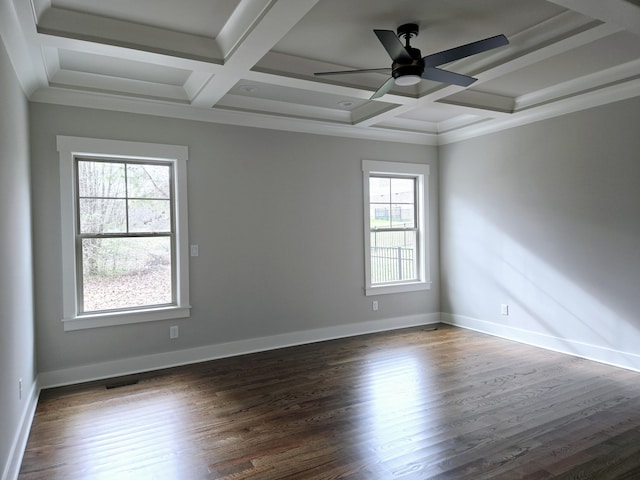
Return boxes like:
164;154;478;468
314;23;509;99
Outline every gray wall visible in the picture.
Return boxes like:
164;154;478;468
0;39;36;478
439;98;640;365
29;103;439;374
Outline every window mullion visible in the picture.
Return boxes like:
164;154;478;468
124;163;130;234
169;165;177;304
370;228;418;234
74;159;85;314
78;232;172;239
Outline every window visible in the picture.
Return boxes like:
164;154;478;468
58;136;190;330
363;160;430;296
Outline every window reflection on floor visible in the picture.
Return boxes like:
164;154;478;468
63;390;186;479
364;352;435;457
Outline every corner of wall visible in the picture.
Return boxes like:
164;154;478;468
441;312;640;373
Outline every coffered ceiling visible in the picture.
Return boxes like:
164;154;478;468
2;0;639;144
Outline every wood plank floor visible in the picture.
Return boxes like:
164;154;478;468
19;324;640;479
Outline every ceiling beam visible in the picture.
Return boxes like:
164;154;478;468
548;0;640;36
216;0;275;59
191;0;321;108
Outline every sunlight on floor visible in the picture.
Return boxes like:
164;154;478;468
364;352;437;462
63;389;186;479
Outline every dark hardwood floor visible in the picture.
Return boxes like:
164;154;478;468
19;324;640;479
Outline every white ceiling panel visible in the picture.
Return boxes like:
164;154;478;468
227;80;369;110
399;103;467;124
58;50;192;86
478;31;640;97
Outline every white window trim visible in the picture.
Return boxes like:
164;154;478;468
363;160;431;296
57;136;191;331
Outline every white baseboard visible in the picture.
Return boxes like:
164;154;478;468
2;378;39;480
441;313;640;373
39;313;440;389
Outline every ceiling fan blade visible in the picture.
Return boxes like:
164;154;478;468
422;67;477;87
374;29;412;62
314;68;392;76
370;77;396;99
423;34;509;67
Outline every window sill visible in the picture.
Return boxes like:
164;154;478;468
365;281;431;296
62;305;191;331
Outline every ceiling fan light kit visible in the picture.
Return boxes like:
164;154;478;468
315;23;509;99
394;74;421;86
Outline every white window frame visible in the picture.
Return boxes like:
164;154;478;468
363;160;430;296
58;136;191;331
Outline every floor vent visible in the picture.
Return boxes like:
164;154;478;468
105;379;139;389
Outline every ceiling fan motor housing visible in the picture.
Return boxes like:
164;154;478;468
392;63;423;80
392;48;424;80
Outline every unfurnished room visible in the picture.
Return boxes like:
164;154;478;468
1;0;640;479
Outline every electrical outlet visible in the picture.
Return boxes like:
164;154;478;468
170;325;179;339
501;304;509;316
19;378;22;400
372;300;378;311
190;244;199;257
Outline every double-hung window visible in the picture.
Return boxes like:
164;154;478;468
363;160;430;295
58;136;190;330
